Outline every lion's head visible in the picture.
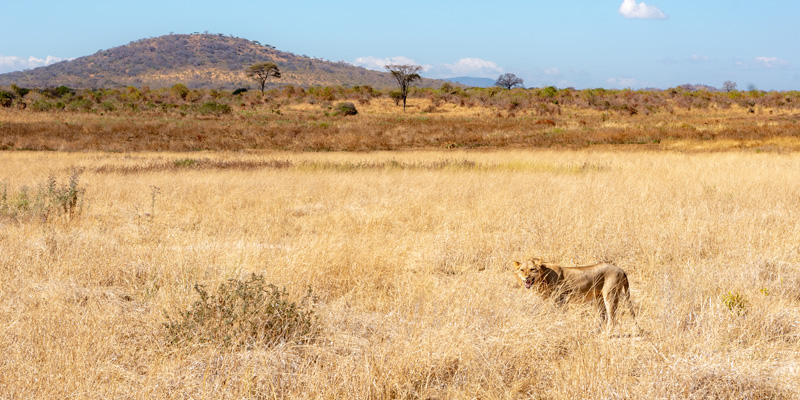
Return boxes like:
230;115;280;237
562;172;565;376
513;258;547;289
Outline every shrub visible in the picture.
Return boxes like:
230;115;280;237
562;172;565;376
0;169;85;221
65;98;94;112
540;86;558;99
99;101;116;112
0;90;14;107
29;100;53;112
198;101;232;116
333;102;358;116
173;158;198;168
170;83;190;100
11;84;29;97
389;89;403;105
42;85;74;98
165;274;318;349
232;88;248;96
722;291;748;315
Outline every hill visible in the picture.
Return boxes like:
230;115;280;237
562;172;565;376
443;76;496;88
0;34;444;89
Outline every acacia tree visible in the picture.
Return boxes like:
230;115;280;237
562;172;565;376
723;80;737;92
385;64;422;111
247;62;281;93
495;73;524;89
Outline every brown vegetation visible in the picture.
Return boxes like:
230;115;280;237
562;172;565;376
2;83;800;152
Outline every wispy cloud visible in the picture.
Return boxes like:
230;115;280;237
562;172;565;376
0;55;70;74
543;68;560;76
618;0;667;19
351;56;431;71
434;58;503;78
606;77;639;88
352;56;502;78
753;56;789;68
658;55;712;65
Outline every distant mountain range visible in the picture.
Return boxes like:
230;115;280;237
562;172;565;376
443;76;497;88
0;34;445;89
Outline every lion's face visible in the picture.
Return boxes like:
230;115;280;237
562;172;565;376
514;259;545;289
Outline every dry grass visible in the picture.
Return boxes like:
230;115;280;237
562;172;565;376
1;149;799;398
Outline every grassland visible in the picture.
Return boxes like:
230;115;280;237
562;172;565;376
1;147;799;399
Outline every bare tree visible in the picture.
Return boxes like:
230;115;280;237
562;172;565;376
247;62;281;93
385;64;423;111
722;80;737;92
495;73;524;89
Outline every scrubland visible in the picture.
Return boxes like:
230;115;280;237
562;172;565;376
1;148;799;399
2;87;800;152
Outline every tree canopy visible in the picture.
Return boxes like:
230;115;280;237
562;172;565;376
385;64;423;111
247;62;281;93
495;73;524;90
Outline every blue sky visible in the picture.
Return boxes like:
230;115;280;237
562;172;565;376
1;0;798;90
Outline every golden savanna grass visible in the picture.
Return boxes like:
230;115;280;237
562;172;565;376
1;149;799;399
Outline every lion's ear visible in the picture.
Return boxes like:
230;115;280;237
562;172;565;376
512;261;521;268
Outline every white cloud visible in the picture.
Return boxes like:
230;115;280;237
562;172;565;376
0;55;70;74
351;56;431;71
543;68;560;76
754;56;789;68
618;0;667;19
436;58;503;78
606;77;639;88
351;56;503;78
691;55;710;62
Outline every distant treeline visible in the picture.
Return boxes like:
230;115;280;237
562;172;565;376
2;83;799;116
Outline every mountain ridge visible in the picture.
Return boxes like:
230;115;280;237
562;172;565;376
0;34;444;89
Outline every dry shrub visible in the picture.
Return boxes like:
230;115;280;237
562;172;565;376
165;274;318;349
1;168;85;221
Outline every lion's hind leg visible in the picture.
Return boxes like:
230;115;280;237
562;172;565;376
594;297;608;333
621;285;646;336
602;289;621;334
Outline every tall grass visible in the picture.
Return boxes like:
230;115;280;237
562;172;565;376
0;150;797;398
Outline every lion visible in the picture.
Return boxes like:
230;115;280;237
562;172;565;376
513;257;641;334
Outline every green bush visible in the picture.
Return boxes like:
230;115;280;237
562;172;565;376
173;158;198;168
66;98;94;112
11;84;29;97
99;101;116;112
333;101;358;116
1;169;85;221
198;101;232;116
29;100;53;112
42;85;74;99
722;291;748;315
0;90;14;107
541;86;558;98
389;89;403;105
165;274;318;349
170;83;190;100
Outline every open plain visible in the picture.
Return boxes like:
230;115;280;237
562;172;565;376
1;143;799;398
